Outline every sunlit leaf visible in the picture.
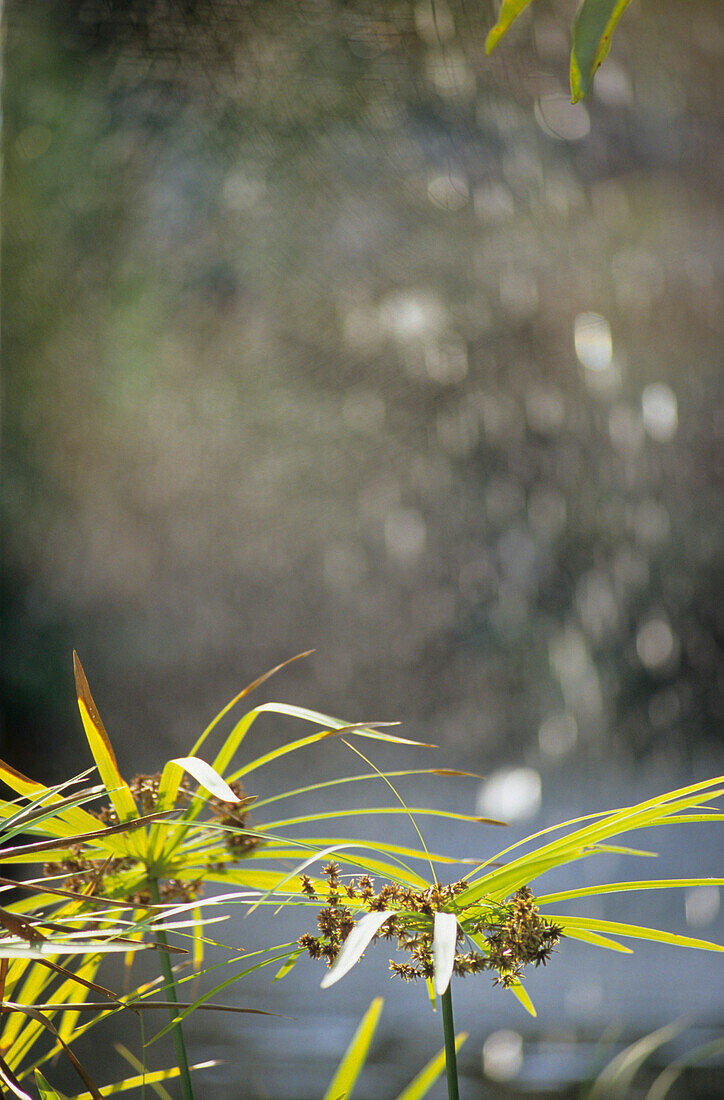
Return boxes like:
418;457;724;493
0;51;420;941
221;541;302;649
546;914;724;953
71;1061;218;1099
262;806;505;830
0;1054;34;1099
113;1044;173;1100
320;911;395;989
34;1070;66;1099
0;762;113;843
3;1001;103;1098
322;997;384;1100
272;950;302;982
395;1031;468;1100
252;767;481;811
432;912;458;996
147;948;297;1044
559;926;633;953
73;653;138;825
537;878;724;906
189;651;314;757
507;978;536;1016
164;758;241;807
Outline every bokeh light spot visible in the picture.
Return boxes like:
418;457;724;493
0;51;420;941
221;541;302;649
483;1030;524;1082
574;312;612;372
477;768;542;822
641;383;678;442
636;616;679;671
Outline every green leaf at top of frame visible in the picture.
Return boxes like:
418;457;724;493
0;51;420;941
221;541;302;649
570;0;634;103
322;996;384;1100
485;0;536;53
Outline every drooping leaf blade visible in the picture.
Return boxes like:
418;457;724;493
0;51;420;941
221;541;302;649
432;912;458;996
320;911;394;989
485;0;536;53
189;651;314;757
570;0;634;102
507;978;536;1016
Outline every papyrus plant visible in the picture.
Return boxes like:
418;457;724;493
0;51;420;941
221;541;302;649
295;774;724;1100
0;652;488;1097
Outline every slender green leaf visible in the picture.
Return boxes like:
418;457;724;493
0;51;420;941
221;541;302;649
146;950;296;1045
395;1032;468;1100
560;927;633;953
0;761;115;845
71;1061;218;1100
272;951;302;982
34;1071;66;1099
646;1035;724;1100
322;997;384;1100
546;914;724;953
188;651;313;757
538;878;724;906
262;806;505;830
589;1018;685;1100
114;1044;174;1100
571;0;634;102
252;768;481;811
485;0;536;53
507;978;536;1016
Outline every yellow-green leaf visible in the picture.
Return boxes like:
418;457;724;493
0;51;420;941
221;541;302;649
537;878;724;905
73;653;138;825
559;926;633;953
0;761;112;843
34;1070;66;1099
570;0;634;102
507;977;536;1016
485;0;536;53
322;997;384;1100
547;914;724;953
272;950;302;982
71;1061;217;1099
395;1032;468;1100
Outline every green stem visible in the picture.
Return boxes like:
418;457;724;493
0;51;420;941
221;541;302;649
440;984;460;1100
148;877;195;1100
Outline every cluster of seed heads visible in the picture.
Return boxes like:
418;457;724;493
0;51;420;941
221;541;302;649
43;773;261;906
297;864;562;988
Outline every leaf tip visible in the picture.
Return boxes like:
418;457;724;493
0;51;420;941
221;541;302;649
485;27;502;54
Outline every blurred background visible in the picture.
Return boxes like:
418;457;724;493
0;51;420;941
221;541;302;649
2;0;723;1096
